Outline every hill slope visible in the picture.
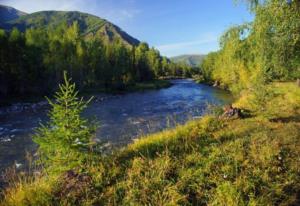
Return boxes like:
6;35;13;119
0;5;26;23
0;5;27;25
0;8;140;46
170;54;205;67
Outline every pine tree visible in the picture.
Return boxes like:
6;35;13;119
33;72;96;172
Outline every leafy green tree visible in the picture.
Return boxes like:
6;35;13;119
135;42;154;81
201;52;218;82
0;29;8;95
8;28;27;93
24;28;48;93
251;0;300;80
161;57;169;77
147;48;162;77
201;0;300;94
86;38;107;87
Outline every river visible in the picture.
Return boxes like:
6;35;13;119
0;79;232;172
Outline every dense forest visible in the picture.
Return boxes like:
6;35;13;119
0;17;195;97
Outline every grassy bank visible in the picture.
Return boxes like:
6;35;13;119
80;79;172;97
0;79;171;107
1;82;299;206
124;79;172;92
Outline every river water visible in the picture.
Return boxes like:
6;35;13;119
0;79;232;172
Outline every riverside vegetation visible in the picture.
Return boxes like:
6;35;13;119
1;0;300;205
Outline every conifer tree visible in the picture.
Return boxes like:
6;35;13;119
34;72;96;171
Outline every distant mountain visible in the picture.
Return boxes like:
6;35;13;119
0;7;140;46
0;5;27;25
170;54;206;67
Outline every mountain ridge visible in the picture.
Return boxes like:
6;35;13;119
0;6;140;46
0;5;27;24
170;54;205;67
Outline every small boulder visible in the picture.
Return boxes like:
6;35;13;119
221;104;242;119
213;80;220;87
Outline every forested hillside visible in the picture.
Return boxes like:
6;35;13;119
171;54;205;67
0;5;26;25
1;10;140;46
0;7;196;98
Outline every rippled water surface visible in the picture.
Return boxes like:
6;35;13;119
0;79;232;172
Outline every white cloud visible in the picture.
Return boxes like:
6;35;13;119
155;33;220;57
57;0;82;11
1;0;76;13
120;9;141;19
105;8;141;22
156;33;218;52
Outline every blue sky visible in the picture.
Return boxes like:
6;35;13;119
1;0;253;57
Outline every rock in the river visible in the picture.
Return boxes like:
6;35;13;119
15;162;22;169
213;80;220;87
1;100;49;115
0;136;11;142
132;121;140;125
38;101;48;106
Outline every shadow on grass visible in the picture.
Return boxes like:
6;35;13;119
270;115;300;123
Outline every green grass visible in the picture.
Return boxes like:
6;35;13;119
124;79;172;92
80;79;172;97
1;82;299;205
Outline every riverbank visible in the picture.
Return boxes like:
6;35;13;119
0;79;171;116
114;79;172;92
0;79;172;107
1;81;299;205
192;74;228;90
